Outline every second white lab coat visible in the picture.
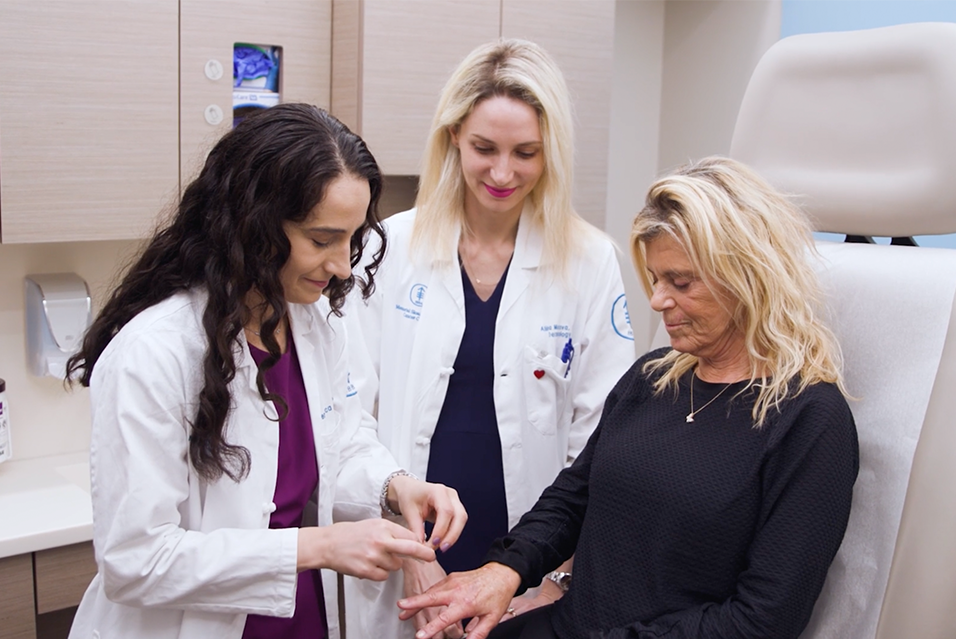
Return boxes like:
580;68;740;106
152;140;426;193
344;208;636;637
68;289;400;639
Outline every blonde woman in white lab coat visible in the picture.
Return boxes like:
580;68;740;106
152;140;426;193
64;104;466;639
345;40;635;638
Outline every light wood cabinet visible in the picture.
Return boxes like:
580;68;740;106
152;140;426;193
34;543;97;615
1;1;614;241
0;1;180;244
0;553;35;639
332;0;500;175
0;1;333;244
0;542;95;639
331;0;615;226
180;0;332;181
502;0;616;227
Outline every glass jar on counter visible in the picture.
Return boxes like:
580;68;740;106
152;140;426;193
0;378;10;463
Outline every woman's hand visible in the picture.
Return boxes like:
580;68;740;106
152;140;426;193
297;520;435;581
403;558;464;639
387;476;467;551
398;562;522;639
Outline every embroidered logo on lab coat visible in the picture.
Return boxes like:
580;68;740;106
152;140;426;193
394;284;426;321
612;294;634;341
409;283;427;307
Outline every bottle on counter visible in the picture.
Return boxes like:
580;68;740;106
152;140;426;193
0;378;10;463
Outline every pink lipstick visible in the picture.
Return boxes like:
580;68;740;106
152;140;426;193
484;184;517;198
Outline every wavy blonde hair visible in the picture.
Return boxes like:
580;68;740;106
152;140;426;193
631;156;846;426
410;38;593;271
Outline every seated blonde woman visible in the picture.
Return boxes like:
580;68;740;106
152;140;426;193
398;156;859;639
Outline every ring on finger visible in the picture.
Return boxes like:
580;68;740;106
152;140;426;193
507;607;517;618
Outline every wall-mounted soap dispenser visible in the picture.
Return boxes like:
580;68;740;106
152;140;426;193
24;273;92;379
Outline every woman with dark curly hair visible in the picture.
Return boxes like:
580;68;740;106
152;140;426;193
65;104;466;639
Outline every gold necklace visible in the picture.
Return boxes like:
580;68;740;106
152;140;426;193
458;251;497;286
246;323;284;338
686;373;733;423
458;235;515;287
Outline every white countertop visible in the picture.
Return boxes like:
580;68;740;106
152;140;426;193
0;451;93;558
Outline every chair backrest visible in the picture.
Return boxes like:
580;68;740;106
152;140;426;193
730;22;956;639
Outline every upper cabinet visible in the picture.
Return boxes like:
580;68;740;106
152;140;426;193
0;1;179;243
0;1;613;243
331;0;616;226
331;0;500;176
0;1;332;244
502;0;616;227
179;0;332;182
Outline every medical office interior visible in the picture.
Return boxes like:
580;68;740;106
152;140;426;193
2;0;956;637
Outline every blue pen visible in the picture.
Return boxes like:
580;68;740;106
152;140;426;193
561;337;575;378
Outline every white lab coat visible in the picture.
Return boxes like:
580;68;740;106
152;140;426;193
69;289;400;639
343;208;636;637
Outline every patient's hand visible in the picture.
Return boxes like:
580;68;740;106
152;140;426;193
398;562;522;639
402;558;464;639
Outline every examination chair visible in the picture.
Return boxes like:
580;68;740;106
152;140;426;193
729;21;956;639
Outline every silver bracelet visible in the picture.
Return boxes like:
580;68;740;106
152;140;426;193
379;469;418;516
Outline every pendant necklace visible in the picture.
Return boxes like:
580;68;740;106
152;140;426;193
686;372;733;423
458;252;481;284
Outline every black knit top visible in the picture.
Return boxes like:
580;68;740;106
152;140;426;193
485;348;859;639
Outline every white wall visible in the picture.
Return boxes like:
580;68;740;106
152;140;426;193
658;0;781;172
606;0;665;354
607;0;782;354
0;240;141;461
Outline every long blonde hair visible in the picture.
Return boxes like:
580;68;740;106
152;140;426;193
411;39;591;270
631;156;846;426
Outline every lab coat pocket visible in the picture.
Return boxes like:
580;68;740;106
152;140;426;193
523;346;570;436
318;409;342;452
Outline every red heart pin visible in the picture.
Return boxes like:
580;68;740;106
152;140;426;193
533;369;545;379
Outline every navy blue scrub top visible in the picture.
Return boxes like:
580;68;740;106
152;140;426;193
426;260;511;574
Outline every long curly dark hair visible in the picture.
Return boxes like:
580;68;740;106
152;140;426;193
66;104;386;482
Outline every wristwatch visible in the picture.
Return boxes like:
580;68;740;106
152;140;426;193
545;570;572;593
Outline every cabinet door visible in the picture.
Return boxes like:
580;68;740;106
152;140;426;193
0;1;179;244
0;553;36;639
180;0;332;182
502;0;616;228
332;0;499;175
34;542;97;614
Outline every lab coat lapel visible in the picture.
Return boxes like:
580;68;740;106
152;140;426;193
288;305;333;442
398;242;466;456
435;238;466;318
236;325;275;418
498;204;541;321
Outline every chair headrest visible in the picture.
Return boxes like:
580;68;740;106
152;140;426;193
730;22;956;237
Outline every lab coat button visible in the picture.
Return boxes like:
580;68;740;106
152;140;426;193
263;502;277;514
415;436;430;446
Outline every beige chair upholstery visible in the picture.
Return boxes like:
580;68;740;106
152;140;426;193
731;22;956;639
